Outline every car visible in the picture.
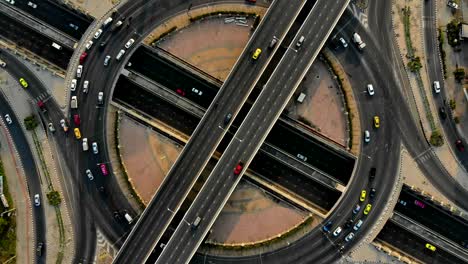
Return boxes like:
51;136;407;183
71;96;78;109
364;204;372;215
94;29;103;39
345;232;355;242
85;40;93;50
339;37;348;48
4;114;12;125
85;169;94;180
69;23;79;30
191;87;203;95
398;199;407;206
433;81;441;93
74;128;81;139
83;80;89;93
0;60;6;67
92;142;99;154
224;113;232;126
36;242;43;256
353;219;363;231
48;123;55;132
369;167;376;181
364;130;370;143
234;162;244;175
322;221;333;233
447;0;459;9
369;188;376;200
296;153;307;162
344;219;354;229
252;48;262;60
76;65;83;78
360;190;366;202
100;164;108;175
414;200;426;208
79;52;88;64
34;194;40;206
116;49;125;60
104;55;111;66
456;139;465;152
333;226;342;237
19;78;28;88
60;119;69;132
73;114;81;126
97;92;104;105
367;84;375;96
373;116;380;128
269;37;278;49
125;38;135;49
82;138;89;151
352;204;361;214
439;107;447;120
246;0;256;3
176;88;186;96
70;79;77;91
426;243;437;251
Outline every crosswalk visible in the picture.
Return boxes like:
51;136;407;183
31;92;50;104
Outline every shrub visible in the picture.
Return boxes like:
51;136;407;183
438;28;447;78
454;116;460;124
446;20;461;47
430;130;444;146
407;56;422;72
449;99;456;110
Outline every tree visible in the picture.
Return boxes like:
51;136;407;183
430;130;444;146
453;68;465;82
0;217;9;234
23;115;38;130
407;56;422;72
446;20;461;47
449;99;456;110
47;191;61;206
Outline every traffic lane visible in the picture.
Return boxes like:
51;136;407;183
159;0;347;261
377;220;464;264
10;0;92;39
0;94;47;264
114;0;306;261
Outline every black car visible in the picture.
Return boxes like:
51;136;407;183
344;219;354;229
369;188;376;199
439;107;447;120
369;167;376;181
36;242;43;256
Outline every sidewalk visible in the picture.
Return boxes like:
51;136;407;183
0;120;32;264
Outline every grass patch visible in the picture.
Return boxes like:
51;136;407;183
438;28;447;78
0;159;17;263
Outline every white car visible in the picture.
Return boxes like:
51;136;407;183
333;227;342;237
34;194;40;206
104;55;111;66
345;232;355;242
77;65;83;78
83;80;89;94
364;130;370;143
4;0;15;5
60;119;69;132
82;138;89;151
353;220;363;231
0;60;5;67
447;1;459;9
27;1;37;8
125;38;135;49
4;114;12;125
367;84;374;96
97;92;104;105
71;96;78;109
85;169;94;181
116;49;125;60
85;40;93;50
339;37;348;48
94;29;103;39
48;123;55;132
92;142;99;154
191;87;203;96
433;81;441;94
70;79;77;91
296;153;307;162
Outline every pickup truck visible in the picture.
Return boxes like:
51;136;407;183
352;32;366;50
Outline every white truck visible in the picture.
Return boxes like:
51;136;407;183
352;32;366;50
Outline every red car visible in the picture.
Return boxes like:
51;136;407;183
100;164;108;175
234;162;244;175
414;200;425;208
176;88;185;96
79;52;88;64
73;114;81;126
456;139;465;152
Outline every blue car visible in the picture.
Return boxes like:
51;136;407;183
322;221;333;233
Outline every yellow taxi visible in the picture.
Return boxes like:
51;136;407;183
360;190;366;202
425;243;436;252
252;48;262;60
364;204;372;215
373;116;380;128
74;128;81;139
19;78;28;88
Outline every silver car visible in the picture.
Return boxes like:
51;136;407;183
85;169;94;180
